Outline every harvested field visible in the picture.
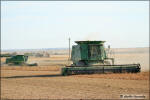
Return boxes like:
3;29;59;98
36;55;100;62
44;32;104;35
1;70;149;99
1;66;60;71
75;71;149;80
1;48;149;99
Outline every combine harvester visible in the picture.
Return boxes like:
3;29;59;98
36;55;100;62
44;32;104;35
6;55;37;66
61;41;141;75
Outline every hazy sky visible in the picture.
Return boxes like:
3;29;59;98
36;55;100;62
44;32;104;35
1;1;149;49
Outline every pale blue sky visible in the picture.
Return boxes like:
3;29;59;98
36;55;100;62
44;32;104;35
1;1;149;50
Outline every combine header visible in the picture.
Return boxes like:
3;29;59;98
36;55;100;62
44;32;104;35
61;41;140;75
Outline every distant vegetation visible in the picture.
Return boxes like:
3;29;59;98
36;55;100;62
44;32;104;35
0;52;17;57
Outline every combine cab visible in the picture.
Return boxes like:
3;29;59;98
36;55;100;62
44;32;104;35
61;41;141;75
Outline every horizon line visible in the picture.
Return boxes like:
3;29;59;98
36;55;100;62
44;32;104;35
1;47;149;51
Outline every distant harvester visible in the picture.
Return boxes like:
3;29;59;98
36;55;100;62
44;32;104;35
6;55;37;66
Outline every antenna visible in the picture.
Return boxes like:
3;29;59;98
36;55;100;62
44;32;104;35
69;37;71;61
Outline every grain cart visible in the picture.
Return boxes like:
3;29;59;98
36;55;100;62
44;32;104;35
6;55;37;66
61;41;140;75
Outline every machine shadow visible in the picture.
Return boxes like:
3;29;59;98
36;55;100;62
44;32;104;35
2;74;63;79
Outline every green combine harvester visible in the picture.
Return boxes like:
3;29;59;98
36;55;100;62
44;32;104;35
6;55;37;66
61;41;141;75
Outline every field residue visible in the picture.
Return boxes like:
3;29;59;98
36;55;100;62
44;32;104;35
1;66;60;71
75;71;149;80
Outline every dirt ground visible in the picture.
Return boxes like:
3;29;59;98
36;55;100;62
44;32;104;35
1;70;149;99
1;48;149;99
